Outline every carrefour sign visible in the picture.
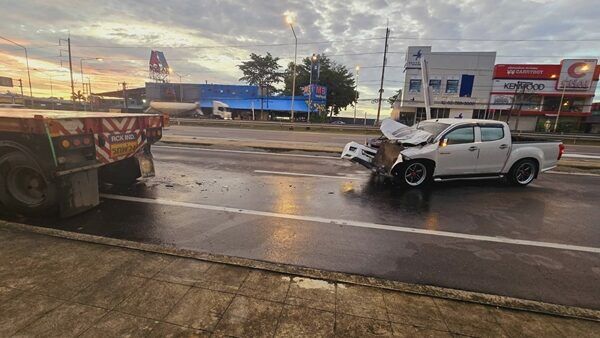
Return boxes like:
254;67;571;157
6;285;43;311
557;59;597;90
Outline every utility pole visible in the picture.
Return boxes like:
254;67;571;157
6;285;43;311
122;82;128;112
60;36;75;107
354;65;360;124
554;83;568;132
514;86;526;132
375;25;390;125
18;79;24;102
88;78;93;111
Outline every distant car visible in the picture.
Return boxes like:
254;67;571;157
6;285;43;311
331;120;346;125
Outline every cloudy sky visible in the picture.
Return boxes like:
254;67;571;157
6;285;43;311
0;0;599;117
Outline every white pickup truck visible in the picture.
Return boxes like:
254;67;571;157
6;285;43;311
342;118;564;187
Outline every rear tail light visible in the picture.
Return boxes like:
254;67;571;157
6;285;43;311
558;143;565;160
61;139;71;149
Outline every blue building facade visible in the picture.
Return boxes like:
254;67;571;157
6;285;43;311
145;82;326;120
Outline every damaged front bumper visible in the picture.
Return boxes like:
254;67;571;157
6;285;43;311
341;141;406;176
341;142;378;169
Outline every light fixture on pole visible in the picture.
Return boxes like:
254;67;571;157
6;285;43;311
80;57;103;111
354;65;360;125
0;35;33;106
286;13;297;122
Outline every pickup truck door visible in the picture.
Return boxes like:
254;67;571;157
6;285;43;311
436;125;479;176
475;124;511;174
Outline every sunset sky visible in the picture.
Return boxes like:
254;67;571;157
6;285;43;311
1;0;599;117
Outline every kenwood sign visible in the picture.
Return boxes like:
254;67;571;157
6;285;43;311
492;79;595;94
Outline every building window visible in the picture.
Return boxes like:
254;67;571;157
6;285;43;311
472;109;487;119
409;79;422;93
431;108;449;118
429;79;441;94
446;80;459;94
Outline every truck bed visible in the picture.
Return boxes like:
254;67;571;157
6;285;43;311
0;108;154;119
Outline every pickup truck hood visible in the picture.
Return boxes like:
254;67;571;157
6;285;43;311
380;119;432;145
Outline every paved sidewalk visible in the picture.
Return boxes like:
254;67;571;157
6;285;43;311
0;227;598;337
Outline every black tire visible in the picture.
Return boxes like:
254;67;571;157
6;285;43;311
0;152;57;214
99;156;141;186
393;161;432;188
508;159;538;186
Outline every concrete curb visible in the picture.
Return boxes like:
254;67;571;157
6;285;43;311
160;135;344;153
2;220;599;321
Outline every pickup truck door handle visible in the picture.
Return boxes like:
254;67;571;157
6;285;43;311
468;146;478;151
499;144;509;149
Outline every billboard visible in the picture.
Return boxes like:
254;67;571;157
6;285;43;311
149;50;170;82
302;84;327;101
493;64;560;80
557;59;598;91
0;76;13;87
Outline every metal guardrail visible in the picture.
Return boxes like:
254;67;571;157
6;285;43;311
513;132;600;142
170;118;380;132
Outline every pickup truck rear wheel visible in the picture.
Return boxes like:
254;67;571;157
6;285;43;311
395;161;432;188
508;159;537;186
0;152;57;214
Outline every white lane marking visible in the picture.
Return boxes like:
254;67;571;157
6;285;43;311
254;169;364;180
100;193;600;254
563;153;600;159
547;171;600;177
154;145;339;160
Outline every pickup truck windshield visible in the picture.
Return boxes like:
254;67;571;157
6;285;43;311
416;121;450;139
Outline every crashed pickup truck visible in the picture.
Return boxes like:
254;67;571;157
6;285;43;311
341;118;564;187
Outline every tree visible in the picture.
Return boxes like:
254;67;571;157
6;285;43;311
282;55;357;116
238;53;282;94
388;89;402;107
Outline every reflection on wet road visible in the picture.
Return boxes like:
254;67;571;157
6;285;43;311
3;145;600;309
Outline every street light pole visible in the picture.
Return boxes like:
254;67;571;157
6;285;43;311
287;17;298;122
308;54;317;123
32;68;54;110
354;65;360;124
80;57;103;111
0;35;33;106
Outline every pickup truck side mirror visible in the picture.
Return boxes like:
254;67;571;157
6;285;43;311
439;138;448;147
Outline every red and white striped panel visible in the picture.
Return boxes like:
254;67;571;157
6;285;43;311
94;129;147;164
51;119;85;136
102;117;137;133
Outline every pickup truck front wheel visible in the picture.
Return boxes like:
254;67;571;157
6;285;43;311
394;161;432;188
508;159;537;186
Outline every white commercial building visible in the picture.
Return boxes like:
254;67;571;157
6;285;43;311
392;46;496;125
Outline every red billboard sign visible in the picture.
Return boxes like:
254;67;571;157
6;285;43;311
494;64;561;79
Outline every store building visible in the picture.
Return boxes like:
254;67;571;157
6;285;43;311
392;46;496;125
490;59;599;132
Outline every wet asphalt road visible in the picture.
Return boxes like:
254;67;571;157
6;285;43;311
165;125;600;156
3;145;600;309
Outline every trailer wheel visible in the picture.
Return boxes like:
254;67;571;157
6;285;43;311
0;152;57;214
99;156;141;186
